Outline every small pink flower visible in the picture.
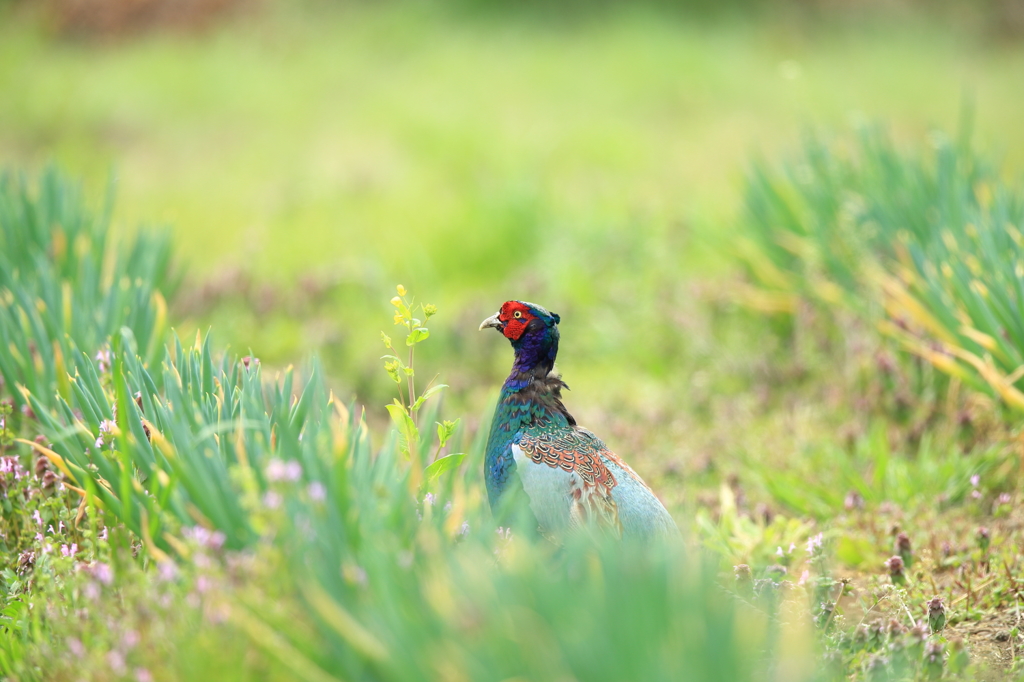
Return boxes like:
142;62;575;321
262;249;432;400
970;474;980;487
121;630;139;649
60;543;77;558
95;350;111;372
307;481;326;501
91;562;114;585
107;651;126;675
265;458;301;482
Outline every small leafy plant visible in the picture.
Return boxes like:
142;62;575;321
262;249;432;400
381;285;463;491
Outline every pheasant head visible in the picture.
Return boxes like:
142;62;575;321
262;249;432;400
479;300;561;375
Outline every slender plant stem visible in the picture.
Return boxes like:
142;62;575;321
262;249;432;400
407;343;416;409
395;368;405;408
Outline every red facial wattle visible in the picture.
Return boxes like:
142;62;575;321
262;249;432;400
500;301;535;341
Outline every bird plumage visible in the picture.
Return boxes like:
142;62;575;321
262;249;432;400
480;301;678;542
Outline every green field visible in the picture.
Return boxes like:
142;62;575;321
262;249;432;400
4;3;1024;390
2;2;1024;679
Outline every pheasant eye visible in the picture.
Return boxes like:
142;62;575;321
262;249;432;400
513;311;522;319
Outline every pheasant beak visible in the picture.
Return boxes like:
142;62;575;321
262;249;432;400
478;312;503;331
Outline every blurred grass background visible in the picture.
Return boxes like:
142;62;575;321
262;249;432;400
3;2;1024;678
4;1;1024;406
3;0;1024;495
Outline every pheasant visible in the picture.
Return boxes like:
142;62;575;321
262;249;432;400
480;300;678;541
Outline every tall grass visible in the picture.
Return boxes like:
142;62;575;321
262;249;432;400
739;124;1024;415
1;170;801;681
0;168;174;409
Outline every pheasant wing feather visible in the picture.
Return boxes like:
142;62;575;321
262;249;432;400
512;428;623;539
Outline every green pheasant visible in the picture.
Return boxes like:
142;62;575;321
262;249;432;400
480;300;678;541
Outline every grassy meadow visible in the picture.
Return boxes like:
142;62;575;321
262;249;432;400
2;1;1024;679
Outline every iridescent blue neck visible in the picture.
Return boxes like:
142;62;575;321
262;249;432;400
485;325;560;508
509;326;559;379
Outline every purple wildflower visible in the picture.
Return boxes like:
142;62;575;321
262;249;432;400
185;526;225;550
976;526;991;551
95;349;111;373
121;630;140;649
885;555;906;585
307;481;326;501
895;532;913;567
158;561;178;582
91;562;114;585
927;596;946;632
107;651;126;675
265;459;286;481
265;458;302;483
